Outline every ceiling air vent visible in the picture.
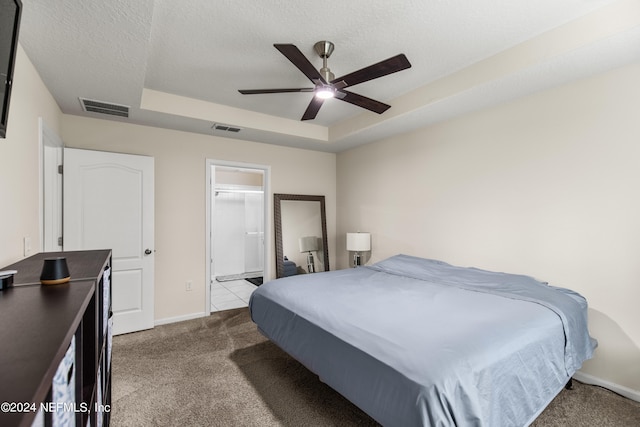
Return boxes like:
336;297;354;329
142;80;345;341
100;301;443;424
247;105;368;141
79;98;130;118
212;123;242;133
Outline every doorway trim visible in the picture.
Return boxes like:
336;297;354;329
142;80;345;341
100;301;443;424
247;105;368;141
205;159;271;315
38;118;64;252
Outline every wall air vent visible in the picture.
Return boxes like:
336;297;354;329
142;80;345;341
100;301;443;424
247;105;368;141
79;98;130;118
212;123;242;133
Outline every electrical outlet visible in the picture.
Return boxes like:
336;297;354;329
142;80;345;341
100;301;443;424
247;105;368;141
185;281;193;292
23;236;32;257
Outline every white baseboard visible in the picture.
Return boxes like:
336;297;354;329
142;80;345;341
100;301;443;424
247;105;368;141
573;371;640;403
154;311;206;327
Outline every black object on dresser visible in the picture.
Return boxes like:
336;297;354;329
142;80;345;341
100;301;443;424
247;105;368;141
0;250;113;427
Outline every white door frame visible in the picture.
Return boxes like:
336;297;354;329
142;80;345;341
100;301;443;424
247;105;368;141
205;159;271;314
38;118;64;252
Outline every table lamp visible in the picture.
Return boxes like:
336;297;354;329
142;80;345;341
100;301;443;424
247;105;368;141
299;236;319;273
346;232;371;267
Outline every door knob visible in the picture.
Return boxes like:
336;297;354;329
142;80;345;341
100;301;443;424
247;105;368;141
144;249;153;255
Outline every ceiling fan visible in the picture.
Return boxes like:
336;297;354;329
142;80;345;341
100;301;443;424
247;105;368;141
238;41;412;121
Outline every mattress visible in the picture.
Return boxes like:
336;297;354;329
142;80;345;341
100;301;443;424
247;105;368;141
249;254;597;426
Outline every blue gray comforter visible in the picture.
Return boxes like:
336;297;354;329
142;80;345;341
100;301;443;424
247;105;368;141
249;254;597;426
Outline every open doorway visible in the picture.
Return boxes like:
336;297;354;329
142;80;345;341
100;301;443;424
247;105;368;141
205;160;270;314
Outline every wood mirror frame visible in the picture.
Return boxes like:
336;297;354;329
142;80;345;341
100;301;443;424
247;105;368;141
274;193;329;278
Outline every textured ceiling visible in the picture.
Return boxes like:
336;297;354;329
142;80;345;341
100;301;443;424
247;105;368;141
18;0;640;152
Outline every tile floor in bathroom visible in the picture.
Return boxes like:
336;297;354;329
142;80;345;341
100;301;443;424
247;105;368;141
210;278;258;312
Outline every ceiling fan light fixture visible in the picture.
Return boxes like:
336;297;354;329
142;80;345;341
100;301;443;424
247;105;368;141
238;42;411;121
315;86;335;99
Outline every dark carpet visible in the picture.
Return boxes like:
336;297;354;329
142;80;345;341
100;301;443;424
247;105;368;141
110;308;640;426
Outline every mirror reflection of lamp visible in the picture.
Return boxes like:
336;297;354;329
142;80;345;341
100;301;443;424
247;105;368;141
346;232;371;268
299;236;319;273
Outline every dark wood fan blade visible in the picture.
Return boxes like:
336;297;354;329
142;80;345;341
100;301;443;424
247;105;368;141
338;90;391;114
332;54;411;88
239;88;314;94
301;97;324;121
333;80;348;90
274;44;326;84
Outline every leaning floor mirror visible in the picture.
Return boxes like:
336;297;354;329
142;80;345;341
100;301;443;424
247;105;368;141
274;194;329;278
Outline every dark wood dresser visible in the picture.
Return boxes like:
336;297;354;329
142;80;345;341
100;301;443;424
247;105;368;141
0;250;112;427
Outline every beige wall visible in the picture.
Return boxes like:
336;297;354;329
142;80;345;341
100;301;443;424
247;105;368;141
0;46;62;266
216;169;263;187
337;62;640;397
61;115;336;321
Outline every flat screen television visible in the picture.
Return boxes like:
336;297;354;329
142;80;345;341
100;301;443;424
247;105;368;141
0;0;22;139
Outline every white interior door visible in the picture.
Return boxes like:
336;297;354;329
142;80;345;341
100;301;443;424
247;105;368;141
63;148;154;335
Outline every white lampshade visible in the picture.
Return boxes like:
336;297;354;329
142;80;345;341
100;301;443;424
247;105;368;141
299;236;319;252
346;232;371;252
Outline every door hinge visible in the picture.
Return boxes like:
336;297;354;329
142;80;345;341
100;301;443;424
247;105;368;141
57;165;63;174
58;237;63;247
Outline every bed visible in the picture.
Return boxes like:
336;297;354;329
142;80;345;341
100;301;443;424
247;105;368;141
249;254;597;426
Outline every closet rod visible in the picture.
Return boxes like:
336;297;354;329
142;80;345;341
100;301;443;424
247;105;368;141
215;189;264;194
